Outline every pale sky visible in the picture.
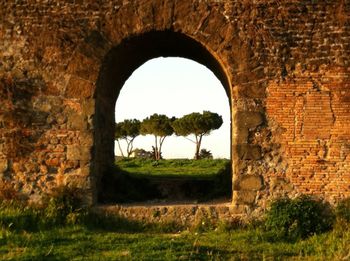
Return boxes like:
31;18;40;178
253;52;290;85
115;57;231;159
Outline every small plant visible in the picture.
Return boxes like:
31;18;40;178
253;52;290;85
335;197;350;223
265;195;334;241
198;149;213;159
42;186;87;226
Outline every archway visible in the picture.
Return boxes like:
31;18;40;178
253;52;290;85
94;30;232;203
114;57;231;159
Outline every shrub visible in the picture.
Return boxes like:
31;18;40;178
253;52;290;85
265;195;334;240
335;197;350;223
198;149;213;159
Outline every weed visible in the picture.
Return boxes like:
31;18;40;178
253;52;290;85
192;218;215;233
335;197;350;223
0;186;89;232
42;186;88;226
265;195;335;241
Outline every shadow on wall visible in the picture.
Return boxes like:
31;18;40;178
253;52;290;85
0;75;50;160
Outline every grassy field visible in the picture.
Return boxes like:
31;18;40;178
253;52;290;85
1;202;350;260
101;158;232;203
115;158;230;179
2;226;350;260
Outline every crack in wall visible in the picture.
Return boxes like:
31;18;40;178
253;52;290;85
300;93;306;139
329;91;336;125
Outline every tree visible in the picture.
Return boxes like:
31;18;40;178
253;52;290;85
140;114;175;160
172;111;223;159
115;119;141;158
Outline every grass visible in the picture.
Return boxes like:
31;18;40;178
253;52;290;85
1;200;350;260
115;158;230;179
101;158;232;203
2;177;348;260
1;221;350;260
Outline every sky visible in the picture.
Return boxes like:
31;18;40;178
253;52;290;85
114;57;231;159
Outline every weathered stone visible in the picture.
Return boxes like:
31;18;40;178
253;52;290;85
235;175;263;191
236;145;262;160
0;0;350;210
236;111;264;129
234;111;264;144
39;165;48;175
67;114;87;131
46;156;61;167
67;145;91;161
94;203;243;227
80;147;92;162
240;82;267;98
67;52;100;82
232;191;257;205
65;173;91;189
65;76;95;99
56;114;67;125
67;145;81;161
270;177;294;194
236;126;249;144
81;99;95;117
79;132;94;146
0;159;8;173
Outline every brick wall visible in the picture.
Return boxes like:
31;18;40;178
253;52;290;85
266;68;350;203
0;0;349;209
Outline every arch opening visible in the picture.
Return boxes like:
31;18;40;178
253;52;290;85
115;57;231;159
94;31;232;204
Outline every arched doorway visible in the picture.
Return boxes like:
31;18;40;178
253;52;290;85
93;30;232;203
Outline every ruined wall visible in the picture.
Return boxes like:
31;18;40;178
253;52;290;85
0;0;349;209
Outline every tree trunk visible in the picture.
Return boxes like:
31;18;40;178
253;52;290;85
159;136;166;160
194;134;203;160
154;135;159;160
126;137;135;158
116;139;125;158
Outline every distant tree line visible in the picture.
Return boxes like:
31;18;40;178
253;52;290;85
115;111;223;160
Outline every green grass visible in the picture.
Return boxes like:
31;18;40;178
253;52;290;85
1;202;350;260
115;158;230;179
1;223;350;260
102;158;232;203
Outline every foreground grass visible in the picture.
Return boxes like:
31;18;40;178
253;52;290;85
1;202;350;260
1;224;350;260
115;158;230;179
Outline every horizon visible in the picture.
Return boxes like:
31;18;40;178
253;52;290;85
114;57;231;159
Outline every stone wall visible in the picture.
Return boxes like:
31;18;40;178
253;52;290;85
0;0;349;210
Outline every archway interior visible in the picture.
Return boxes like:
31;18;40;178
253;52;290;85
94;31;232;203
114;57;231;159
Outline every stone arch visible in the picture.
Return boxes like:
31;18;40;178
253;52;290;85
4;1;349;210
93;30;233;203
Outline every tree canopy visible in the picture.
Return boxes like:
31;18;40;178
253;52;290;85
140;113;175;160
115;119;141;157
115;111;223;160
172;111;223;159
